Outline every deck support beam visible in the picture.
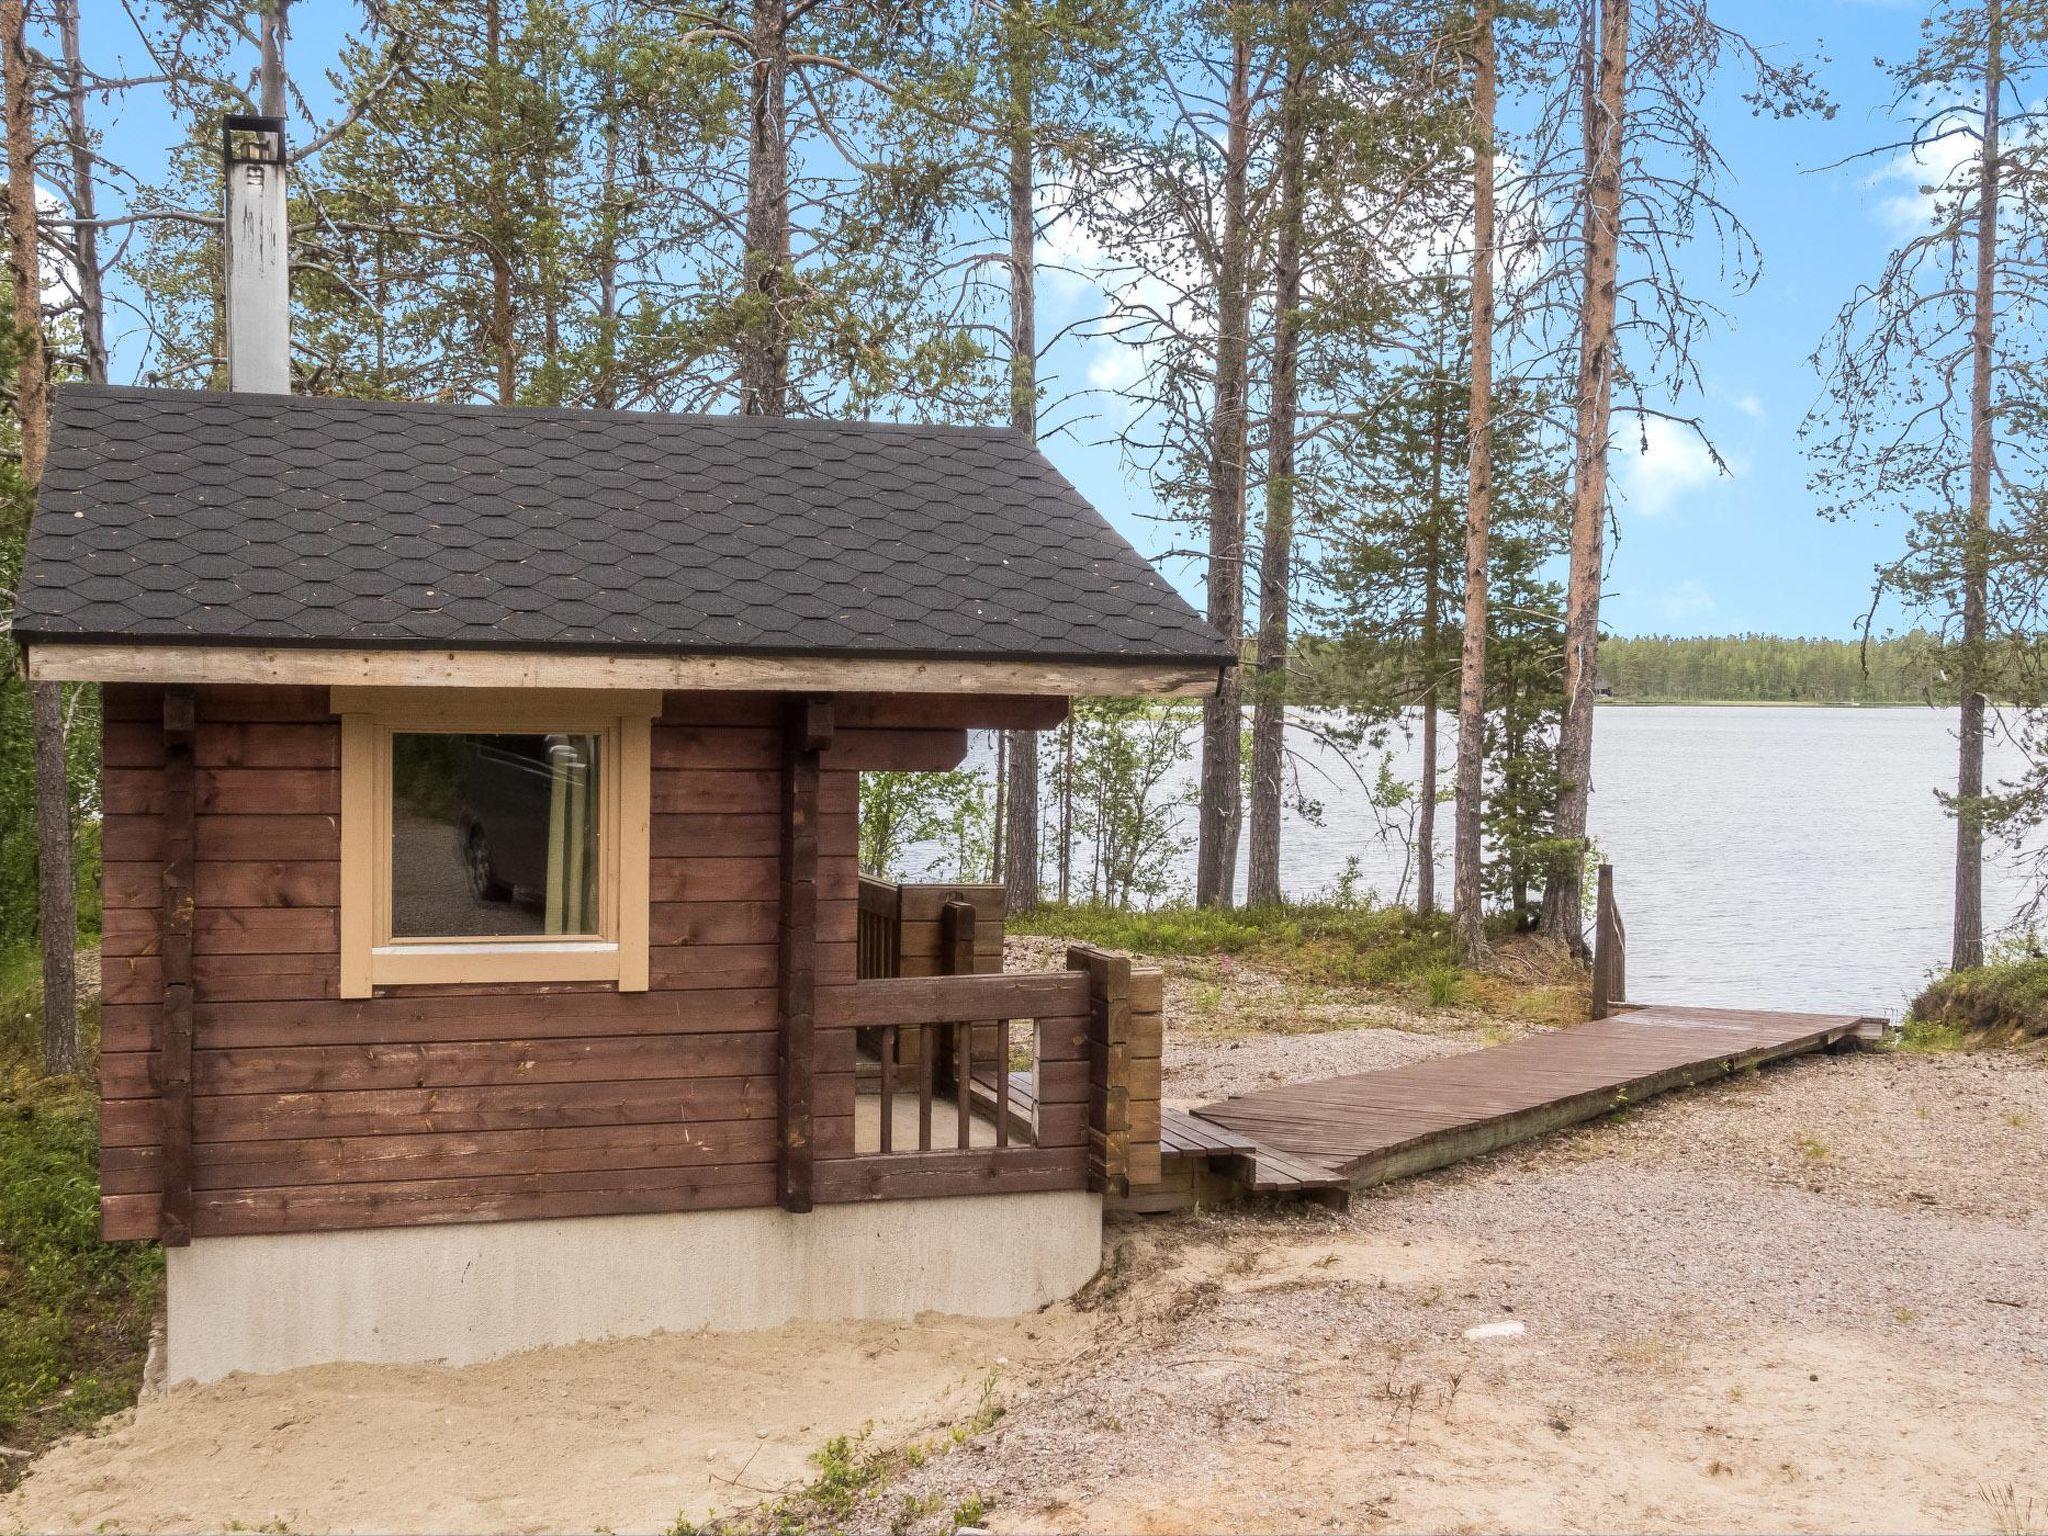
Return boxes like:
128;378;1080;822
777;694;832;1213
157;685;197;1246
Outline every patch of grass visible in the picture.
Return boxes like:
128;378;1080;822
0;942;162;1489
1794;1132;1830;1162
1419;965;1465;1008
1011;901;1461;989
1909;959;2048;1049
951;1493;990;1528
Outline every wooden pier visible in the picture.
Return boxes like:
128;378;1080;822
1129;1004;1889;1209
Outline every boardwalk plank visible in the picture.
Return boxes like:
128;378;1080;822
1189;1004;1883;1189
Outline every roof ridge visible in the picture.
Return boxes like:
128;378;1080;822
57;382;1030;442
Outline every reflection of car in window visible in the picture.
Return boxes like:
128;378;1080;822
462;735;563;910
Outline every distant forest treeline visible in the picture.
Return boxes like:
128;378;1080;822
1595;634;1953;704
1296;632;1957;707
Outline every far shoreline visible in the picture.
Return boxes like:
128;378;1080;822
1598;698;1933;709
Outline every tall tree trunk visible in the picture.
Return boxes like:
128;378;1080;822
1417;371;1449;917
741;0;791;415
1002;19;1041;913
1196;20;1255;908
485;0;516;403
32;683;79;1075
1057;714;1074;904
1453;0;1498;963
1246;0;1308;910
56;0;105;386
6;0;79;1074
1955;0;2003;972
1541;0;1626;955
5;0;45;485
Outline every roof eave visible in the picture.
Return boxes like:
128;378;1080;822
22;638;1231;699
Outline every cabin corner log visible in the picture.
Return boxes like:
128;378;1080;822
776;694;832;1214
156;686;197;1247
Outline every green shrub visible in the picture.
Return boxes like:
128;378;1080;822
0;944;160;1486
1908;958;2048;1047
1011;901;1459;988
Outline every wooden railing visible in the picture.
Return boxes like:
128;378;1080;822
857;875;902;980
1591;863;1627;1019
833;880;1161;1201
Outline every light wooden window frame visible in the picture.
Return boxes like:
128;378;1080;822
336;687;658;997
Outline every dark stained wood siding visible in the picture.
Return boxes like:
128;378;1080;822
98;684;901;1241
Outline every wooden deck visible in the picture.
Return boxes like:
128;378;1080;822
1181;1005;1889;1198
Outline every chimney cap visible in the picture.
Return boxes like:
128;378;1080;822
222;114;286;168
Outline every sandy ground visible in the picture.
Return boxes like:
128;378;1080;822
2;1313;1079;1535
872;1043;2048;1535
8;945;2044;1534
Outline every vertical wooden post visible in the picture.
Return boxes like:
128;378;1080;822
938;897;975;1139
941;897;975;978
158;686;197;1247
1591;863;1626;1020
777;694;831;1213
1068;944;1132;1197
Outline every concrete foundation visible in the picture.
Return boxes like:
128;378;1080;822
164;1190;1103;1384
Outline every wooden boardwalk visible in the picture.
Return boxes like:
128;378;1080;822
1186;1004;1889;1196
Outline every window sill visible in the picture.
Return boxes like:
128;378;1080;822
368;941;624;988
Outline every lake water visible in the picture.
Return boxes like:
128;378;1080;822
922;706;2037;1020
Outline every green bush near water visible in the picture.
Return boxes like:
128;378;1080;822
0;945;162;1486
1908;958;2048;1048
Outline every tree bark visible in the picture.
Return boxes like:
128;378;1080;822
1541;0;1626;955
1955;0;2003;972
4;0;47;486
741;0;791;416
1002;18;1041;913
32;683;79;1074
55;0;106;386
1196;20;1254;909
485;0;516;403
1453;0;1498;963
1246;0;1308;911
1417;373;1449;917
6;1;79;1073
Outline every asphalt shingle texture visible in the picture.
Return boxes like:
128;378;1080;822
15;385;1232;665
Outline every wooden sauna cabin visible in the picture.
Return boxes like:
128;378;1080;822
14;383;1227;1381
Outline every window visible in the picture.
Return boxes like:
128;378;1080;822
336;689;657;995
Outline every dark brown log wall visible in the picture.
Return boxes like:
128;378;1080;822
95;684;992;1240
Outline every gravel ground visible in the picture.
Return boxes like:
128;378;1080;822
862;1041;2048;1534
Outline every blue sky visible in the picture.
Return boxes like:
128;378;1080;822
78;0;1929;642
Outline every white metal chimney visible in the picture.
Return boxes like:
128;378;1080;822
222;115;290;393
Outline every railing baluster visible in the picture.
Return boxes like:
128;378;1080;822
879;1024;895;1154
956;1021;971;1149
918;1023;934;1151
995;1019;1011;1148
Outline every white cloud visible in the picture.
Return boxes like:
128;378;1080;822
1660;579;1716;622
1867;104;1982;235
1615;415;1729;518
1730;392;1765;420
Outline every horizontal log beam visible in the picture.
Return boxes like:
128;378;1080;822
30;642;1225;699
820;972;1090;1029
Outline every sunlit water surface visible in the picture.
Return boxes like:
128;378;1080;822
917;706;2034;1019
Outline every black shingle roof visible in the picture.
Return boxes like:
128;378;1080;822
14;385;1232;667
